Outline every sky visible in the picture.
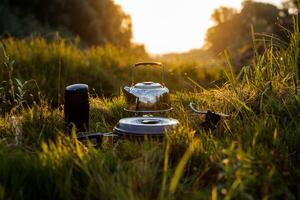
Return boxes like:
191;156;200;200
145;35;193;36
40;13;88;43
114;0;283;54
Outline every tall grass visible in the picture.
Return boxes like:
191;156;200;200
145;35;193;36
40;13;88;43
0;37;225;106
0;27;300;199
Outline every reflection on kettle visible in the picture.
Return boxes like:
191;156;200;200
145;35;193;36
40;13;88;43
123;62;171;113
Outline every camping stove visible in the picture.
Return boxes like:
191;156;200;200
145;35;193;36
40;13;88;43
64;62;230;146
65;62;179;145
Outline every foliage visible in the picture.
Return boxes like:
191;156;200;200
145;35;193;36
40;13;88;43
205;1;295;55
0;37;225;106
0;43;41;113
0;0;132;47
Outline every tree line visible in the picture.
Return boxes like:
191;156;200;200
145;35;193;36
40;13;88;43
205;0;299;55
0;0;132;47
0;0;299;56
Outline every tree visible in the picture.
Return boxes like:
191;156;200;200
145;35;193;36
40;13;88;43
0;0;132;47
205;1;293;55
211;7;237;24
205;6;240;54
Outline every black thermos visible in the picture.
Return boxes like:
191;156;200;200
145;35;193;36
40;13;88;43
64;84;89;132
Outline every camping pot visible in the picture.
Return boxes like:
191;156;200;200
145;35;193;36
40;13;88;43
123;62;171;113
64;84;89;132
77;116;179;146
114;116;179;137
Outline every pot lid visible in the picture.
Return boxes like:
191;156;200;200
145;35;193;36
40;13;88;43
133;82;163;89
114;117;179;136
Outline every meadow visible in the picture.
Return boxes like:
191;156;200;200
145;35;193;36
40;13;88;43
0;36;224;107
0;29;300;200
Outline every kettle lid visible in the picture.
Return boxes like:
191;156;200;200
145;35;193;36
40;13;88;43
133;82;163;89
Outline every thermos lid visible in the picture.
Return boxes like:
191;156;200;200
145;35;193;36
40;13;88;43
65;84;89;94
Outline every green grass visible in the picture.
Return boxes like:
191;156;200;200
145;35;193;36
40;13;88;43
0;37;225;106
0;29;300;199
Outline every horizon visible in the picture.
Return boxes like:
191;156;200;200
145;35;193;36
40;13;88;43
114;0;283;55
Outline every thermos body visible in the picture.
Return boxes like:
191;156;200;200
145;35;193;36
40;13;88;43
64;84;89;132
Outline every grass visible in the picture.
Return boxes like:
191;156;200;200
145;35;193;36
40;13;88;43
0;29;300;199
0;36;225;106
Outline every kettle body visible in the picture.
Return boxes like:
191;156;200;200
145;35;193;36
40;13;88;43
123;81;171;112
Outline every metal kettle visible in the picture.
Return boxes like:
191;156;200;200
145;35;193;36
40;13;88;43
123;62;171;113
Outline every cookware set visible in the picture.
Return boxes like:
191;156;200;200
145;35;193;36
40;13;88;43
64;62;229;146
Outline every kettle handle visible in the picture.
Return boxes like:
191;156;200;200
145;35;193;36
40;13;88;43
131;61;165;85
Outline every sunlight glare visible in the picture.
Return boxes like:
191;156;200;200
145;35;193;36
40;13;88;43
114;0;283;54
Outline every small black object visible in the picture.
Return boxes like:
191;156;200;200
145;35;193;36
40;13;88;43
189;102;229;117
189;102;229;130
200;110;221;130
64;84;89;133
